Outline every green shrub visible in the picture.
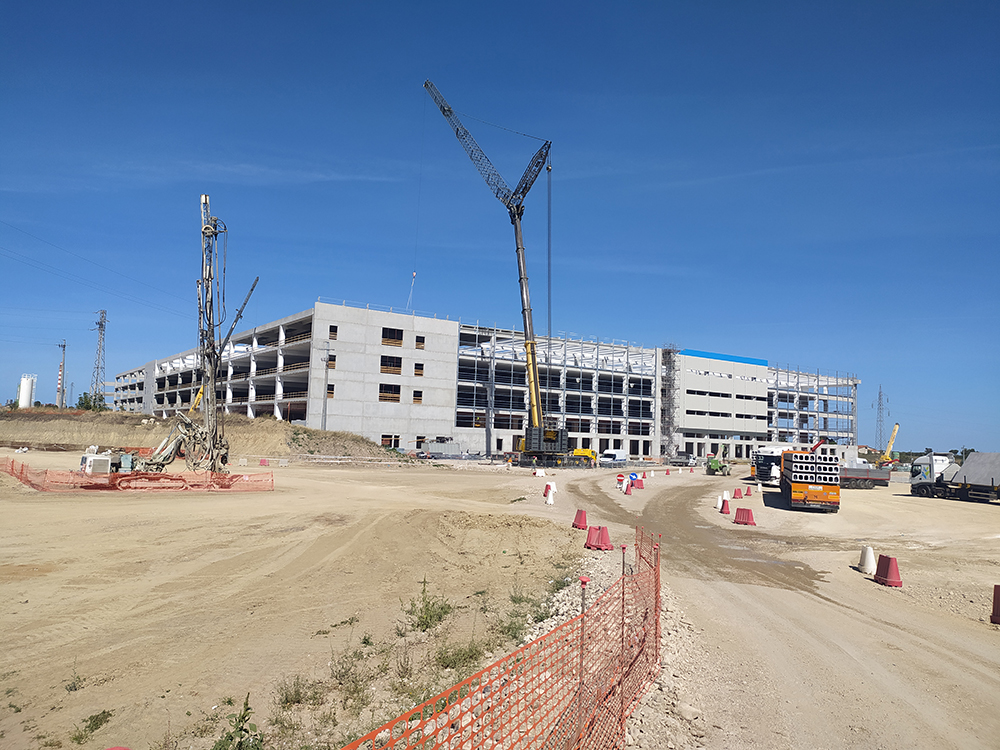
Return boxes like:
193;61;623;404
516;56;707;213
402;577;452;632
211;694;263;750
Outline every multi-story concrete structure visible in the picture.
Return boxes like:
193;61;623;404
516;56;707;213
114;300;860;458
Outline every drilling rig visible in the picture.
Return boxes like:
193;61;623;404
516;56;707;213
190;194;258;472
424;80;567;464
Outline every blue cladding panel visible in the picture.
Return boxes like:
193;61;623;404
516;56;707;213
680;350;768;367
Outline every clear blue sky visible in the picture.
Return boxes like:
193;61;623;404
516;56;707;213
2;2;997;452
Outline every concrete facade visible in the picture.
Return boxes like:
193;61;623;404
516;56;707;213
114;301;860;458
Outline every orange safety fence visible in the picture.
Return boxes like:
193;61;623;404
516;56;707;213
339;528;661;750
0;457;273;492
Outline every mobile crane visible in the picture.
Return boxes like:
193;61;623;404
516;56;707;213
425;80;567;464
878;422;900;467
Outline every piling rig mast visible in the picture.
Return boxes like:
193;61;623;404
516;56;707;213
424;80;567;461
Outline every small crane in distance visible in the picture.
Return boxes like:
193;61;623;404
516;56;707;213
424;80;567;464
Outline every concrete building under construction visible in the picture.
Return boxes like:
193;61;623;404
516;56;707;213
115;300;860;459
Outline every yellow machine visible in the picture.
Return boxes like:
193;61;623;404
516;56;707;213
878;423;900;467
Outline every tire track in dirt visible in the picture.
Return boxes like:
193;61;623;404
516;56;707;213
568;475;823;594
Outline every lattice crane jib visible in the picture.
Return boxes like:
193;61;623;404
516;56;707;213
424;80;553;438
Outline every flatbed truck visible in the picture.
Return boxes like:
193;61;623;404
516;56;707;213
840;458;891;489
911;452;999;503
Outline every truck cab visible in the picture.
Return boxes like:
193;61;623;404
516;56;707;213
910;453;956;496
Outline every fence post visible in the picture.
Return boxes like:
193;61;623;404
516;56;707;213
577;576;590;746
620;545;627;734
654;543;661;655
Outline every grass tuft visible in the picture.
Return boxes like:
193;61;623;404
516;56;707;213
402;577;452;632
69;709;112;744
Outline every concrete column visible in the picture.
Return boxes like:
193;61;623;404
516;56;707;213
275;375;284;419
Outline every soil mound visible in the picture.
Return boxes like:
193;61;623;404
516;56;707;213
0;408;387;459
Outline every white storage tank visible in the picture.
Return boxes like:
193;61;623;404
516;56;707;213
17;374;37;408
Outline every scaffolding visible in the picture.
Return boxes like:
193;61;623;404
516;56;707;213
456;325;659;457
767;364;859;446
659;345;679;457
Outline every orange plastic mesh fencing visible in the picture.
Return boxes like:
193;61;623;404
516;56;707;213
1;458;273;492
338;529;661;750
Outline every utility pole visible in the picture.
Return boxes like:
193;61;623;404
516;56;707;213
91;311;107;409
57;340;67;408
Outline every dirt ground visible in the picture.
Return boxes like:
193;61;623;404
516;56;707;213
1;453;998;749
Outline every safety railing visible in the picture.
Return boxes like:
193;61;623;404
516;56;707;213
338;527;660;750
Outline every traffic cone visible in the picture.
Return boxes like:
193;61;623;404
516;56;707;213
734;508;756;526
642;471;647;479
715;495;722;510
858;546;876;575
874;555;903;587
723;490;730;502
649;470;655;478
665;469;670;475
690;467;694;473
734;488;743;499
584;526;601;549
624;482;632;496
720;498;730;515
572;509;588;530
745;486;752;497
991;585;1000;625
596;526;614;550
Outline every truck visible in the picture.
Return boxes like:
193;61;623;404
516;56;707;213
910;452;1000;502
780;446;841;512
839;457;891;489
752;446;787;487
599;449;628;467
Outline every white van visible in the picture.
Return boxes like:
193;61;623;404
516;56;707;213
599;449;627;467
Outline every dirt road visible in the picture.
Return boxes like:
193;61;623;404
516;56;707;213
566;471;1000;749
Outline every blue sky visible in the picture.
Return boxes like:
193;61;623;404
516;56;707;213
2;2;997;452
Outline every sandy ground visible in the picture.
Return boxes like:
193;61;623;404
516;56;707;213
1;454;998;749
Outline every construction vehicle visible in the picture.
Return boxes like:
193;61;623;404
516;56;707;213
840;457;891;489
878;422;900;467
780;441;841;512
706;447;731;476
910;452;999;502
706;455;730;475
79;412;225;475
752;446;787;487
425;80;568;466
